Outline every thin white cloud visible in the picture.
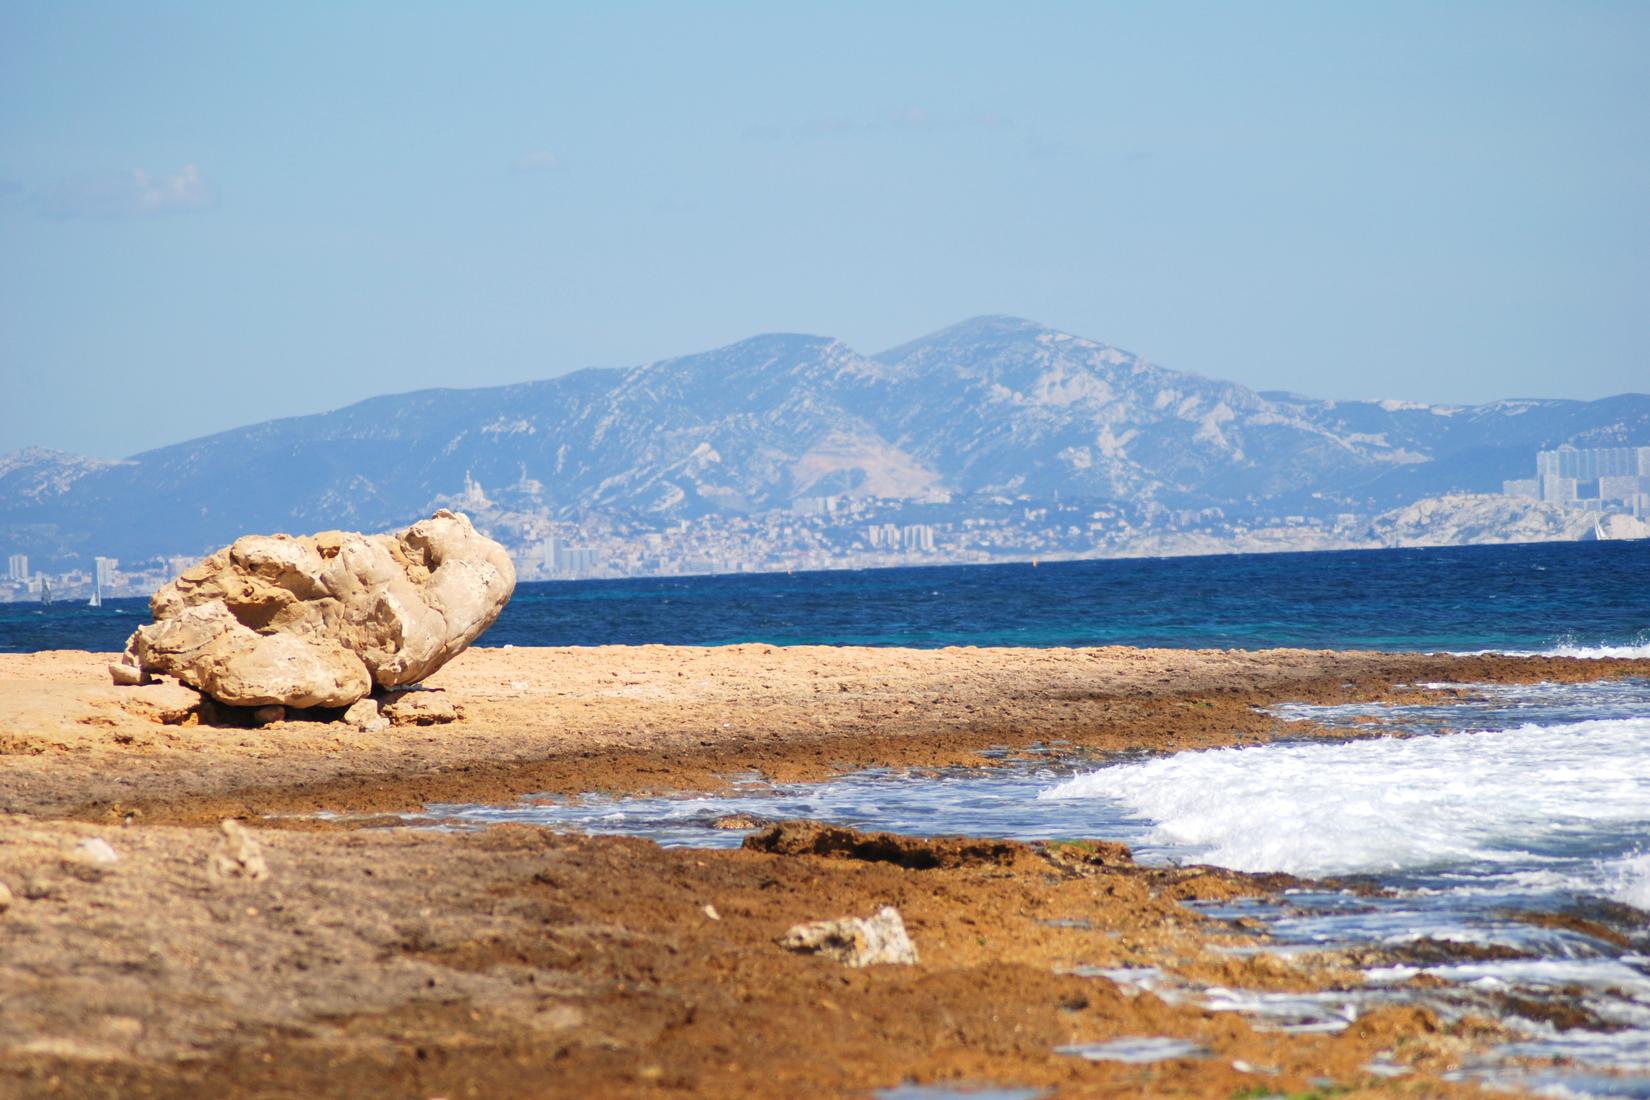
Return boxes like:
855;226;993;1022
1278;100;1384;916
35;164;213;220
745;108;1016;142
511;150;561;173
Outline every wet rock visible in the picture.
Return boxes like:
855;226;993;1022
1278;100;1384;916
343;698;388;732
382;689;457;726
1039;838;1135;872
115;510;515;709
711;813;768;830
209;819;268;882
250;704;285;726
780;906;918;967
746;820;1031;870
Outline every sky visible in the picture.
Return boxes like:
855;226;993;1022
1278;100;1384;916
2;2;1647;459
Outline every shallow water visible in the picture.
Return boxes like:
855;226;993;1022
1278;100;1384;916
418;678;1650;1093
875;1085;1047;1100
1054;1037;1209;1063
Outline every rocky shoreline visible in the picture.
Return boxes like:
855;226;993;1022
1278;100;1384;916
3;645;1648;1098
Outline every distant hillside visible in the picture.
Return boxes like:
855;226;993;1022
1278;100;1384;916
3;316;1647;569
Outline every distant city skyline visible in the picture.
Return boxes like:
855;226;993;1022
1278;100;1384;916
3;3;1649;458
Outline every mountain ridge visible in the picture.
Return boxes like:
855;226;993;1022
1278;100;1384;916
3;316;1646;572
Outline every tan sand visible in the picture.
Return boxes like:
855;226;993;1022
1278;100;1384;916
2;645;1646;1098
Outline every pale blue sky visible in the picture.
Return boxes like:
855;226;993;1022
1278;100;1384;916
2;2;1647;458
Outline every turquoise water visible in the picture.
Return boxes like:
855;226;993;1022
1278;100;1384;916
4;539;1648;654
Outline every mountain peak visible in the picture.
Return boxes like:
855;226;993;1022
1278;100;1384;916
691;330;839;359
873;315;1054;363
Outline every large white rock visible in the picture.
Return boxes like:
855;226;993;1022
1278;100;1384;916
115;510;515;708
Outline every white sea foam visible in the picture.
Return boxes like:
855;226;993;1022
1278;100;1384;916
1602;851;1650;910
1451;634;1650;660
1039;718;1650;890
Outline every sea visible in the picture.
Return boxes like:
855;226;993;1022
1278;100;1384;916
8;539;1650;1094
4;538;1649;655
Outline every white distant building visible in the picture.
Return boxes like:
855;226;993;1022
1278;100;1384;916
562;546;599;575
1539;475;1578;504
1537;444;1650;481
1599;475;1642;503
538;536;598;576
866;523;904;549
901;524;935;552
790;496;839;517
94;556;118;594
5;554;26;582
460;470;490;509
1521;445;1650;517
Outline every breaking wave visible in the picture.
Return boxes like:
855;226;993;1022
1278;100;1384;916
1039;717;1650;901
1454;631;1650;660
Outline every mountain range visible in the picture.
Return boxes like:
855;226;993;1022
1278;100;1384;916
4;315;1647;569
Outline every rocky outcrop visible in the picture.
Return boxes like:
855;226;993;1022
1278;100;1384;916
1369;493;1616;548
114;510;514;708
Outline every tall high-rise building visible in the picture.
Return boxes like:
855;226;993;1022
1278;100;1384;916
1537;445;1650;481
1525;445;1650;509
5;554;26;582
1539;476;1578;503
94;557;118;591
901;524;935;552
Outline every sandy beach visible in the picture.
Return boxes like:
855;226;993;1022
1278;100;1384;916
3;645;1648;1098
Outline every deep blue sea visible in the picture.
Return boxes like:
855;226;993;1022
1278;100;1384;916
5;539;1646;655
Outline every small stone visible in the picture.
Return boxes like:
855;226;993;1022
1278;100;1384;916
251;704;285;726
72;837;119;868
780;906;918;967
703;904;720;921
382;689;456;726
0;880;12;912
342;698;388;731
209;819;268;882
108;661;146;686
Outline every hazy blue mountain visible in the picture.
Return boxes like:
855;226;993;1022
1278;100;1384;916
3;316;1646;567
